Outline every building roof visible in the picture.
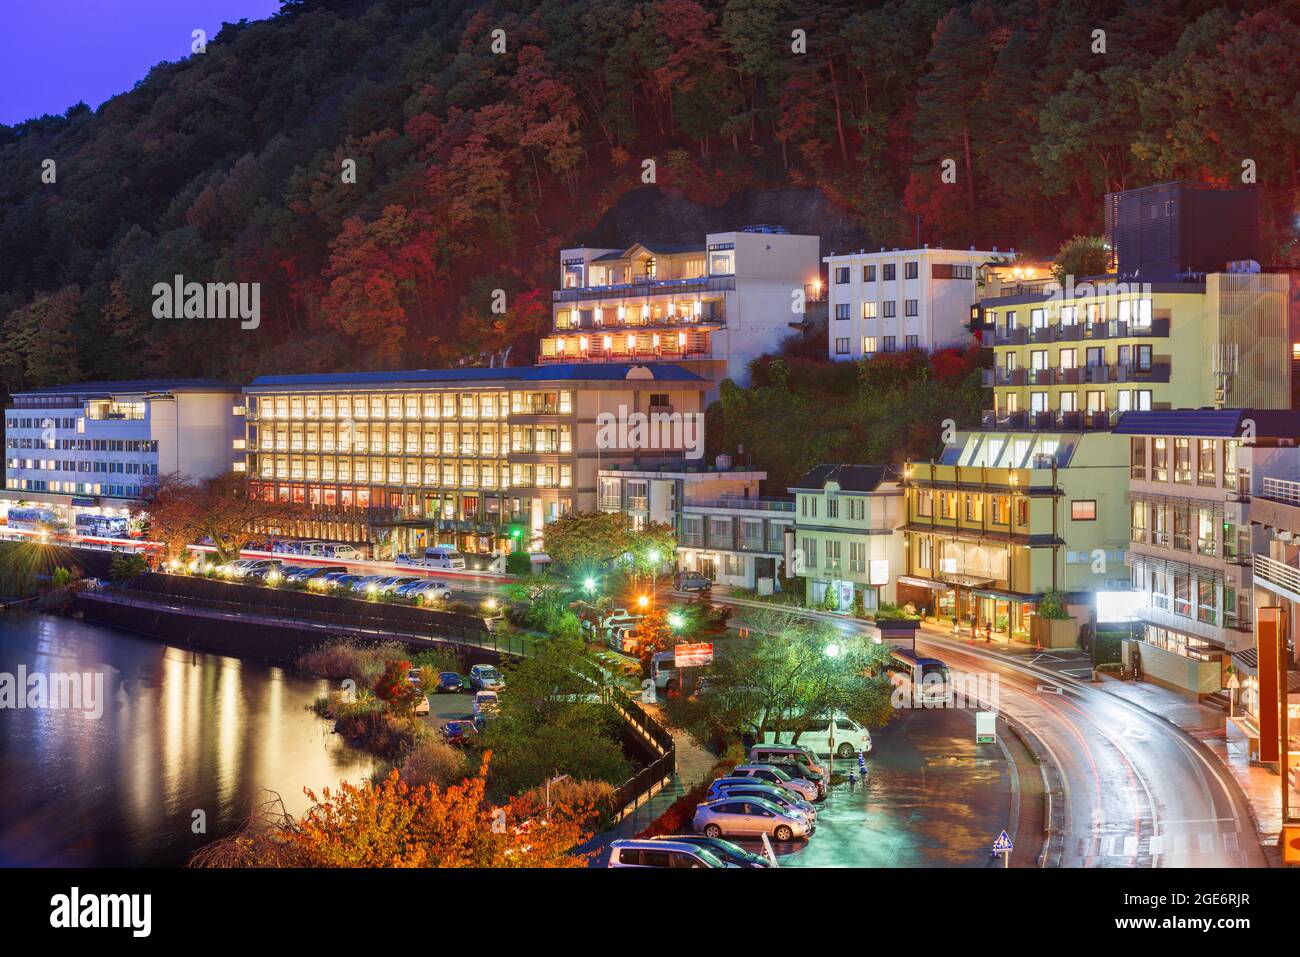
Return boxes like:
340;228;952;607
247;363;704;390
1111;409;1300;439
13;378;240;397
788;464;890;493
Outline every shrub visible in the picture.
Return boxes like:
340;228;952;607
408;647;460;673
400;737;470;790
1037;589;1072;620
506;551;532;576
515;778;618;830
296;638;409;684
109;551;148;582
554;610;583;642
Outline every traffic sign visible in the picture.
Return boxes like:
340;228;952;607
674;642;714;667
992;830;1014;853
976;711;997;744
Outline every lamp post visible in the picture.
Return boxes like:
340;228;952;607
825;642;840;796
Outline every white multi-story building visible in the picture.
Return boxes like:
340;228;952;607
597;459;794;591
543;226;820;393
3;379;244;524
824;246;1006;360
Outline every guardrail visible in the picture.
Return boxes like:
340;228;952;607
1261;476;1300;506
1253;554;1300;597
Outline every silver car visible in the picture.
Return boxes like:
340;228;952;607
706;781;816;821
692;796;812;842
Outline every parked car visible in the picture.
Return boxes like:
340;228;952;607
265;564;310;583
692;796;811;842
284;564;348;583
761;713;873;758
706;780;816;821
727;764;820;802
350;575;391;594
328;574;366;591
675;572;713;592
440;719;478;746
434;672;464;694
398;579;453;603
473;690;500;723
601;608;641;632
748;743;827;778
366;575;423;595
647;834;772;868
468;664;504;691
763;759;825;797
240;559;284;581
607;839;731;869
218;559;256;576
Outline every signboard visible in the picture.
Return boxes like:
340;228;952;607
1284;825;1300;866
992;831;1014;853
869;560;890;586
1257;607;1282;764
674;642;714;668
976;711;997;744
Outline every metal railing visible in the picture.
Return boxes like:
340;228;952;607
683;496;794;512
553;275;735;303
1253;554;1300;596
1261;476;1300;506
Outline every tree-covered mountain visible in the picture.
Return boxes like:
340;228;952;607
1;0;1297;392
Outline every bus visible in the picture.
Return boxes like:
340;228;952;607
75;514;130;538
3;507;65;534
886;648;953;706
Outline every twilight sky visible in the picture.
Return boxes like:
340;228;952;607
0;0;284;125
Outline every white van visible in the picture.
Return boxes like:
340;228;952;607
761;714;873;758
650;651;677;690
323;543;362;561
422;546;466;570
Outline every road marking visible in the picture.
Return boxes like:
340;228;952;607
1036;684;1065;695
1123;835;1138;857
1159;816;1236;826
1030;654;1064;663
1149;835;1165;855
1121;726;1150;741
1198;832;1215;853
1060;668;1094;678
1173;833;1188;855
1223;831;1239;852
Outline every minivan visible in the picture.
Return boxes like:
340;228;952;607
422;546;466;570
761;713;873;758
608;839;730;868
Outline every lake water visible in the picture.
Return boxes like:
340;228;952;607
0;612;375;866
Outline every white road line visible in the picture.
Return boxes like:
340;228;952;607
1159;816;1236;826
1036;684;1065;695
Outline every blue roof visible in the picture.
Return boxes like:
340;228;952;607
15;378;239;396
1112;409;1300;438
248;363;704;389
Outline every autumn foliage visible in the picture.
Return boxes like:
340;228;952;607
189;759;592;868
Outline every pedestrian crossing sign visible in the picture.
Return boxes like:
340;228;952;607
992;830;1014;853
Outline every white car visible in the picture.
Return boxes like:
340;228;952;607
401;580;453;603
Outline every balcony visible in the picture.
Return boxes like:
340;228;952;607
553;275;737;303
683;496;795;513
980;409;1115;431
1253;554;1300;601
1252;476;1300;534
537;347;713;364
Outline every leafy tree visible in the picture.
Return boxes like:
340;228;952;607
134;472;305;563
372;659;427;717
542;511;632;567
1051;235;1110;283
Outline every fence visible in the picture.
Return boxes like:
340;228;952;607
114;573;542;657
603;687;676;822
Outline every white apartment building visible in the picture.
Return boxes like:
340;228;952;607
597;459;794;591
825;246;1006;360
543;226;820;394
3;378;244;523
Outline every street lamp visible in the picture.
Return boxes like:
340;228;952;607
824;643;841;795
637;594;649;610
667;611;685;630
583;576;597;595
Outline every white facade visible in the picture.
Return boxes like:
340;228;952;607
824;246;1004;360
3;380;244;516
546;227;820;393
597;462;794;590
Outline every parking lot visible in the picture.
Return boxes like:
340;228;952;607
723;707;1015;868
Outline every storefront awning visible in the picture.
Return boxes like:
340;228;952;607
897;575;948;590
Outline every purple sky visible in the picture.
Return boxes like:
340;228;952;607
0;0;285;125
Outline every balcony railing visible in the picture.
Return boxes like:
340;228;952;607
537;348;712;364
683;496;795;513
553;275;737;303
990;318;1170;347
1254;554;1300;597
1262;476;1300;506
980;409;1115;431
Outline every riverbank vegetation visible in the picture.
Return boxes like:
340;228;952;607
189;763;591;868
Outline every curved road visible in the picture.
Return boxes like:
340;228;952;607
915;633;1265;868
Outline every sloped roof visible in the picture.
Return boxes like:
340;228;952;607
789;464;889;493
1112;409;1300;439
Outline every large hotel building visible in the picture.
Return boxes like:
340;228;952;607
239;364;706;557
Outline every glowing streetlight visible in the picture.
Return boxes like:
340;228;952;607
583;576;597;594
646;548;662;610
667;612;685;630
637;594;649;610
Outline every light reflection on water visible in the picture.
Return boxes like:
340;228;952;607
0;612;375;866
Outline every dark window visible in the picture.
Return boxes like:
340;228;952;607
904;261;918;279
835;267;850;284
883;263;896;281
863;265;876;282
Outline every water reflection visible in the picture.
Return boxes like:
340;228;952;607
0;612;374;866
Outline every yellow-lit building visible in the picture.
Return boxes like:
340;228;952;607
241;364;706;558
